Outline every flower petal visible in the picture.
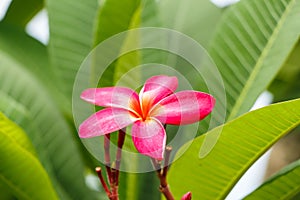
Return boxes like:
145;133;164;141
132;118;166;160
153;91;215;125
139;75;178;107
79;108;137;138
80;87;139;110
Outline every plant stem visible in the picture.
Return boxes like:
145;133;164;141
162;146;172;178
110;168;118;200
97;130;126;199
95;167;111;198
152;146;175;200
104;134;112;184
115;128;126;186
110;129;126;199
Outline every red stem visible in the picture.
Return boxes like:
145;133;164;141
160;185;175;200
95;167;111;197
104;134;112;184
115;129;126;186
101;129;126;200
152;146;175;200
110;168;118;200
162;146;172;178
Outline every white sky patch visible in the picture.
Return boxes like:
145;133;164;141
210;0;240;8
0;0;11;20
25;9;49;45
250;91;274;111
85;173;101;191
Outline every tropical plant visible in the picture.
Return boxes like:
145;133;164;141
0;0;299;199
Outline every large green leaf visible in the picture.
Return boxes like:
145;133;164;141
169;98;300;199
0;112;35;154
0;51;101;199
0;23;93;198
209;0;300;120
159;0;223;48
46;0;99;99
0;22;70;116
0;182;13;200
0;112;58;200
0;91;32;131
245;159;300;199
2;0;43;28
92;0;141;87
94;0;140;44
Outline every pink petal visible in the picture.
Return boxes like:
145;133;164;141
153;91;215;125
132;118;166;160
139;75;178;107
79;108;137;138
80;87;139;110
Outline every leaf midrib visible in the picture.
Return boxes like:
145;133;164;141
228;0;296;120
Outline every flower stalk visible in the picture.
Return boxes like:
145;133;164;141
152;146;192;200
152;146;175;200
96;129;126;200
115;129;126;186
95;167;111;197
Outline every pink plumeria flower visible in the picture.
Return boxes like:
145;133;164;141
79;75;215;160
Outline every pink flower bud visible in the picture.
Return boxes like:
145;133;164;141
181;191;192;200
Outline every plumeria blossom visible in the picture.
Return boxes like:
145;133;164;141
79;75;215;160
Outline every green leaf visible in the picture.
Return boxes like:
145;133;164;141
0;181;13;199
92;0;141;87
209;0;300;120
0;23;70;115
0;49;100;199
159;0;223;48
94;0;140;44
268;41;300;102
0;24;89;199
0;112;35;156
245;159;300;199
169;98;300;199
2;0;43;28
0;91;31;128
112;5;142;87
0;112;58;200
46;0;99;99
0;91;71;198
0;182;14;200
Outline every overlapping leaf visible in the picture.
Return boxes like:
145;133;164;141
169;98;300;199
0;23;70;115
245;159;300;199
159;0;222;48
46;0;99;99
0;51;100;199
209;0;300;120
0;112;58;200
